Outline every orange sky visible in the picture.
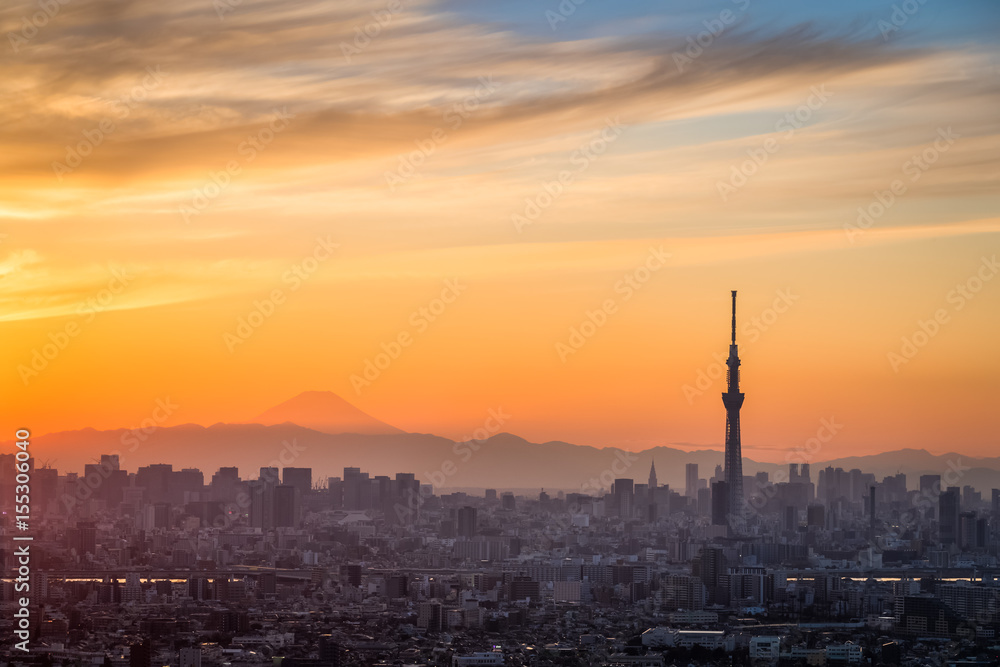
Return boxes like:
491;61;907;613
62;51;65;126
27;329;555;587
1;0;998;462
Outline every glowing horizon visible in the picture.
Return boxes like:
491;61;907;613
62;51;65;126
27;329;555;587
2;0;998;463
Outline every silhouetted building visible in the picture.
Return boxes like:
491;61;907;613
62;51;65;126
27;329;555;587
711;481;729;526
457;506;477;538
722;291;746;527
939;487;960;545
612;478;634;518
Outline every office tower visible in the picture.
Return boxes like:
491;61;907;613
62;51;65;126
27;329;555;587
939;487;960;545
273;484;298;527
328;476;343;508
722;291;745;525
136;464;173;503
501;493;516;511
711;481;729;526
395;472;419;495
282;467;312;496
800;463;811;482
789;462;799;483
869;486;877;535
697;547;727;604
457;506;477;538
686;463;698;499
697;487;712;516
613;478;634;518
920;474;941;495
648;460;657;489
259;466;279;486
485;488;498;502
343;467;371;510
993;489;1000;514
74;521;97;555
249;481;275;531
921;474;942;520
211;467;240;502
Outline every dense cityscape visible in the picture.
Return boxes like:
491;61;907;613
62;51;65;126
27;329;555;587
3;294;1000;667
3;450;1000;667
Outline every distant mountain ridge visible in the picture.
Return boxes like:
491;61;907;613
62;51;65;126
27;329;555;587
10;392;1000;492
14;423;1000;494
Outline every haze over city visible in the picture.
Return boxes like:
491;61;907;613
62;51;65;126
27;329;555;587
2;1;999;455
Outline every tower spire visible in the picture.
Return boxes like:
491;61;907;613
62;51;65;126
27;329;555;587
731;290;737;345
722;290;746;532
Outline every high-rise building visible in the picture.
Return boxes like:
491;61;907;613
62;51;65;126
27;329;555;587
457;506;477;538
612;478;634;518
648;460;658;489
273;484;298;528
211;467;240;502
722;291;746;527
343;467;371;510
282;467;312;496
249;480;275;531
939;487;960;545
685;463;698;499
711;481;729;526
259;466;280;486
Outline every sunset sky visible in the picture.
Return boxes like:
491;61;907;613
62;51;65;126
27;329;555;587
1;0;998;461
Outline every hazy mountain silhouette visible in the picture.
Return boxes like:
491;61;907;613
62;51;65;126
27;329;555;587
17;423;1000;493
254;390;403;435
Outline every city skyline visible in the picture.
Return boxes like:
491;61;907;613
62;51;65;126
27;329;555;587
3;0;998;663
2;0;999;459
